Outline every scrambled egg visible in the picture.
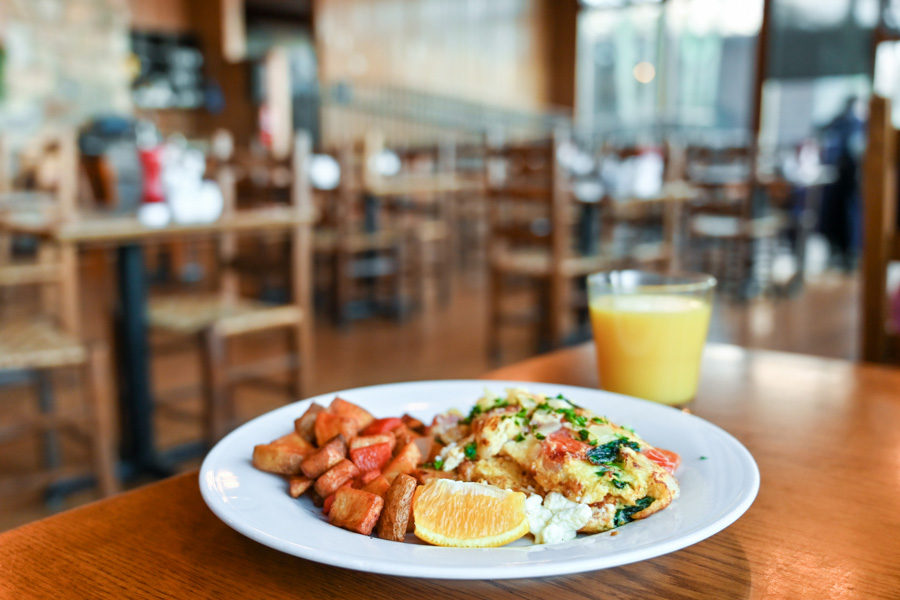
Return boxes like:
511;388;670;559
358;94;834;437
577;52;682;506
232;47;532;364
430;388;680;535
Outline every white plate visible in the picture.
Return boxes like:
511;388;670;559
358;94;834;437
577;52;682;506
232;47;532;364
200;380;759;579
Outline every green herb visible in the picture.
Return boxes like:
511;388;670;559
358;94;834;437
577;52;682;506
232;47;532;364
515;408;528;419
611;479;627;489
700;456;708;460
463;404;483;424
591;416;607;425
586;436;641;465
555;394;581;408
492;398;510;409
577;429;591;442
535;402;551;412
588;439;598;446
534;432;546;440
555;407;588;427
614;497;654;527
515;433;526;442
433;458;444;470
464;442;477;460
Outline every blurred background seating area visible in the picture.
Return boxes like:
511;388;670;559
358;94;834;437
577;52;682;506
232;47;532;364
1;0;898;529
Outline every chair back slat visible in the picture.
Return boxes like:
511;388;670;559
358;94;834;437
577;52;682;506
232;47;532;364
860;94;900;363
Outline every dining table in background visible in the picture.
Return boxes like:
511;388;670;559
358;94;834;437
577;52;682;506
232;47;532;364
1;342;898;598
0;207;315;480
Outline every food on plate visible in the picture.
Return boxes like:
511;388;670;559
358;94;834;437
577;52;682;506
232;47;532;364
412;479;529;548
377;474;417;542
430;388;680;533
251;388;680;547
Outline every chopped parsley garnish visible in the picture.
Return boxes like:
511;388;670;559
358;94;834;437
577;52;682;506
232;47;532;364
588;439;598;446
586;436;641;465
515;433;526;442
555;407;588;427
534;432;546;440
700;456;708;460
492;398;509;409
515;408;528;419
611;479;628;490
462;405;483;424
614;497;654;527
577;429;591;441
463;442;477;460
433;458;444;470
555;394;580;408
591;416;607;425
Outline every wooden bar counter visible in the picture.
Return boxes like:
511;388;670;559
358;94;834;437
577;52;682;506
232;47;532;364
2;343;900;598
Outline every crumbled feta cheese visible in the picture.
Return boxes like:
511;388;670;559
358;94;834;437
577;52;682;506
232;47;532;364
524;492;592;544
437;442;464;471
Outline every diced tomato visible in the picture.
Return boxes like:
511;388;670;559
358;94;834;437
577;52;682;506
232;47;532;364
541;430;589;462
349;442;392;472
361;417;404;436
643;447;681;474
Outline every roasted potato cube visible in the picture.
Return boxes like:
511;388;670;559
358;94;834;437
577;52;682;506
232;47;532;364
358;469;382;485
382;442;421;483
294;403;325;444
314;459;361;497
252;432;314;475
300;436;347;479
401;414;426;434
361;475;391;498
391;424;419;450
288;475;313;498
377;474;417;542
315;412;359;447
329;488;384;535
414;467;457;485
349;434;396;452
329;397;375;430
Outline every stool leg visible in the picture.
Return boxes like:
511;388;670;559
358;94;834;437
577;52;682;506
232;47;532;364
85;345;119;497
199;328;230;447
35;369;61;470
287;317;313;401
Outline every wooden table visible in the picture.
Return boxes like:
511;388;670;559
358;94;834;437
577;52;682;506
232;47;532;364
0;207;314;478
3;343;900;598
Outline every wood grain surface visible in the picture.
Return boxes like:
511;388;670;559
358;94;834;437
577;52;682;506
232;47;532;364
2;343;900;599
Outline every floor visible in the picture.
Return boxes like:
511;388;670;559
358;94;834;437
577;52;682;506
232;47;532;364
0;250;861;533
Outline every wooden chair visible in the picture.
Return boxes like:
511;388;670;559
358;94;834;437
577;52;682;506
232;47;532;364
312;141;410;325
485;130;625;361
593;142;687;271
147;132;315;447
363;134;459;307
683;143;787;298
860;94;900;363
0;131;118;498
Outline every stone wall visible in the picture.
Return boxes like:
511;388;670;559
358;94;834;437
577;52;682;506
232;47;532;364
0;0;133;135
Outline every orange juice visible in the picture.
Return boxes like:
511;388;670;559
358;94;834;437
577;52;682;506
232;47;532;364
589;294;711;405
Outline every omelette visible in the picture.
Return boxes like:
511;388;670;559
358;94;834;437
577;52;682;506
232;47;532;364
426;388;680;533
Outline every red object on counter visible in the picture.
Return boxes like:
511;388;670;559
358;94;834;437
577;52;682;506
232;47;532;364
138;146;165;204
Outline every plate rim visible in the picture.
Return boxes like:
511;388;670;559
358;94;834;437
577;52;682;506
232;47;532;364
199;379;760;579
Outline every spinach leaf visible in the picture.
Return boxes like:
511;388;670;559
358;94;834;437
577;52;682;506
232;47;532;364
586;436;641;465
614;496;655;527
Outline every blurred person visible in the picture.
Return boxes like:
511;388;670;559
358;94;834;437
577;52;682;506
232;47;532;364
819;96;866;271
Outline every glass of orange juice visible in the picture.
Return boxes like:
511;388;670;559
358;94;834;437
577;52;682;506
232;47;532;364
587;270;716;406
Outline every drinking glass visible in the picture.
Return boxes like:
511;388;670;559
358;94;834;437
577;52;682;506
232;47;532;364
587;270;716;406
